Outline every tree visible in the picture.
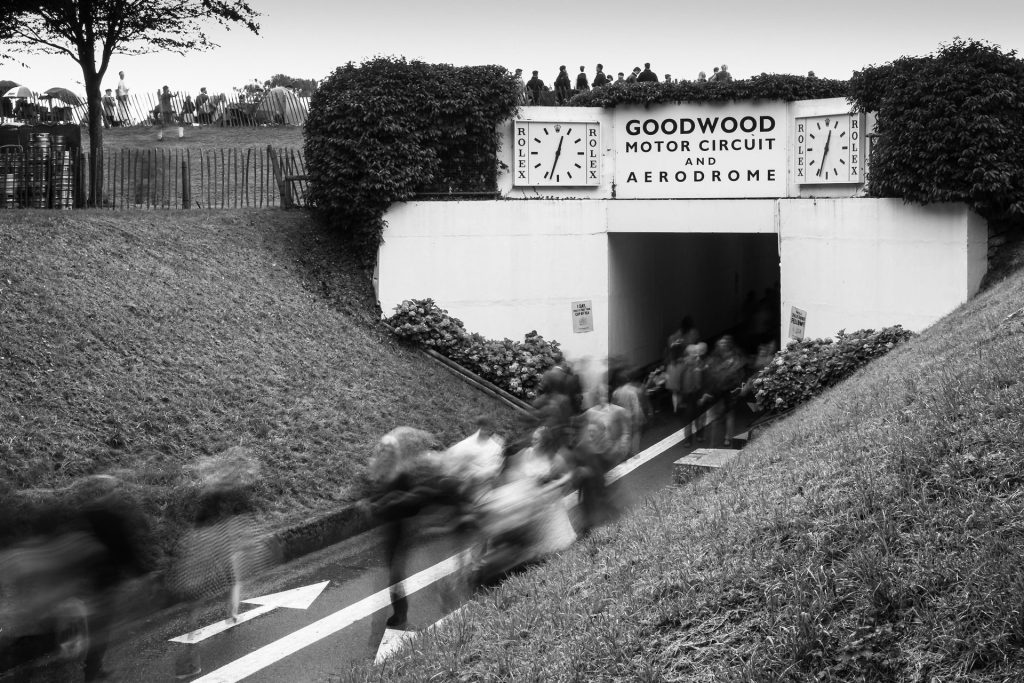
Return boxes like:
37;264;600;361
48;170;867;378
2;0;260;206
849;38;1024;220
264;74;318;98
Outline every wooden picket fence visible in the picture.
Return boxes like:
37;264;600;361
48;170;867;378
91;145;308;209
1;145;307;210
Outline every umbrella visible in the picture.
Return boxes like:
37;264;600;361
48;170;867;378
40;87;83;106
2;85;34;99
0;80;21;94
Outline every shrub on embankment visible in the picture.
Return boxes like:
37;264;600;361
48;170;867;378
332;244;1024;681
0;210;522;564
385;298;563;401
752;325;916;414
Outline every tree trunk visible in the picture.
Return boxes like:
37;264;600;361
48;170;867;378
82;71;104;208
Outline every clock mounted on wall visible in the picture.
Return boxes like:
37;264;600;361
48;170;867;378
512;120;601;187
795;113;864;184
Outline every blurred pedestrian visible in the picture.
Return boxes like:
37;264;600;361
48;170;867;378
363;428;464;628
610;365;646;458
626;67;641;83
682;342;709;442
592;64;608;88
570;384;630;534
474;425;576;584
166;447;277;678
703;336;748;446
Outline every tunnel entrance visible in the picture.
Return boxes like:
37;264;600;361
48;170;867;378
607;232;781;370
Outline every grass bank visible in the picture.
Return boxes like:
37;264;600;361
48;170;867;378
332;235;1024;681
85;125;304;150
0;210;521;562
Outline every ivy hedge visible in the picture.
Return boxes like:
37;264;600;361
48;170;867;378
304;58;522;266
385;299;563;401
751;326;915;414
848;39;1024;219
570;73;850;107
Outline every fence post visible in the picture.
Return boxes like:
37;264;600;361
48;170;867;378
267;145;293;208
181;157;190;209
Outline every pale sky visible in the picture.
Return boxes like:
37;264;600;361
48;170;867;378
3;0;1022;98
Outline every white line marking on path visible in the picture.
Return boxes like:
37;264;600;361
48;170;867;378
193;550;472;682
374;611;460;664
170;581;330;644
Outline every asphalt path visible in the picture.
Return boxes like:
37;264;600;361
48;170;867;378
96;404;747;682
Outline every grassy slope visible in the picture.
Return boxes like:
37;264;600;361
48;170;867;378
336;235;1024;682
0;210;521;558
85;125;305;151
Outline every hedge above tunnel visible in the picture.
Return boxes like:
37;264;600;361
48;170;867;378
303;57;522;265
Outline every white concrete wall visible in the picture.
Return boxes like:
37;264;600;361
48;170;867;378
778;198;986;341
379;198;985;367
378;200;610;362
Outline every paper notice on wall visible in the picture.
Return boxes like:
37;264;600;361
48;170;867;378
572;300;593;333
789;306;807;341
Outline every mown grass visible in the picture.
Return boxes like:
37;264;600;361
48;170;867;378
0;210;522;563
86;125;304;151
330;235;1024;681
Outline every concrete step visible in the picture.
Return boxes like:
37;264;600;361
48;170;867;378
673;448;740;486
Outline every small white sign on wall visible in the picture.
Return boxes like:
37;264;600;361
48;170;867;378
789;306;807;341
572;300;593;333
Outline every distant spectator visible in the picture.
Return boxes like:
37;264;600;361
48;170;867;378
514;68;529;104
102;88;116;128
554;65;572;104
616;72;626;83
526;70;545;104
115;70;130;124
181;94;196;125
637;62;658;83
195;87;212;124
718;64;734;82
663;73;673;84
575;66;590;92
697;71;707;82
709;66;721;81
592;64;608;88
807;70;817;78
625;66;641;83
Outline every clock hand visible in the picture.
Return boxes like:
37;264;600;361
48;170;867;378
817;130;832;175
549;135;565;177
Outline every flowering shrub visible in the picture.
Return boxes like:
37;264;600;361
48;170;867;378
385;299;563;401
752;325;915;414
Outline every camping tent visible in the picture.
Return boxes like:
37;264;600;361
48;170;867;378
256;87;307;125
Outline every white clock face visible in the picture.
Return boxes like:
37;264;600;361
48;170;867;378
513;120;601;187
795;114;863;184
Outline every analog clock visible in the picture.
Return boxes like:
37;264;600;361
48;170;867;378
512;120;601;187
795;113;864;184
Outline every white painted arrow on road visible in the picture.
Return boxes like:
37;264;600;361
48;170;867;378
170;581;330;644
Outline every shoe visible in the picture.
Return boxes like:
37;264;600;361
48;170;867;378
385;613;408;629
174;662;201;679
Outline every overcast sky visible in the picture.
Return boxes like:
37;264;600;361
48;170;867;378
3;0;1023;97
